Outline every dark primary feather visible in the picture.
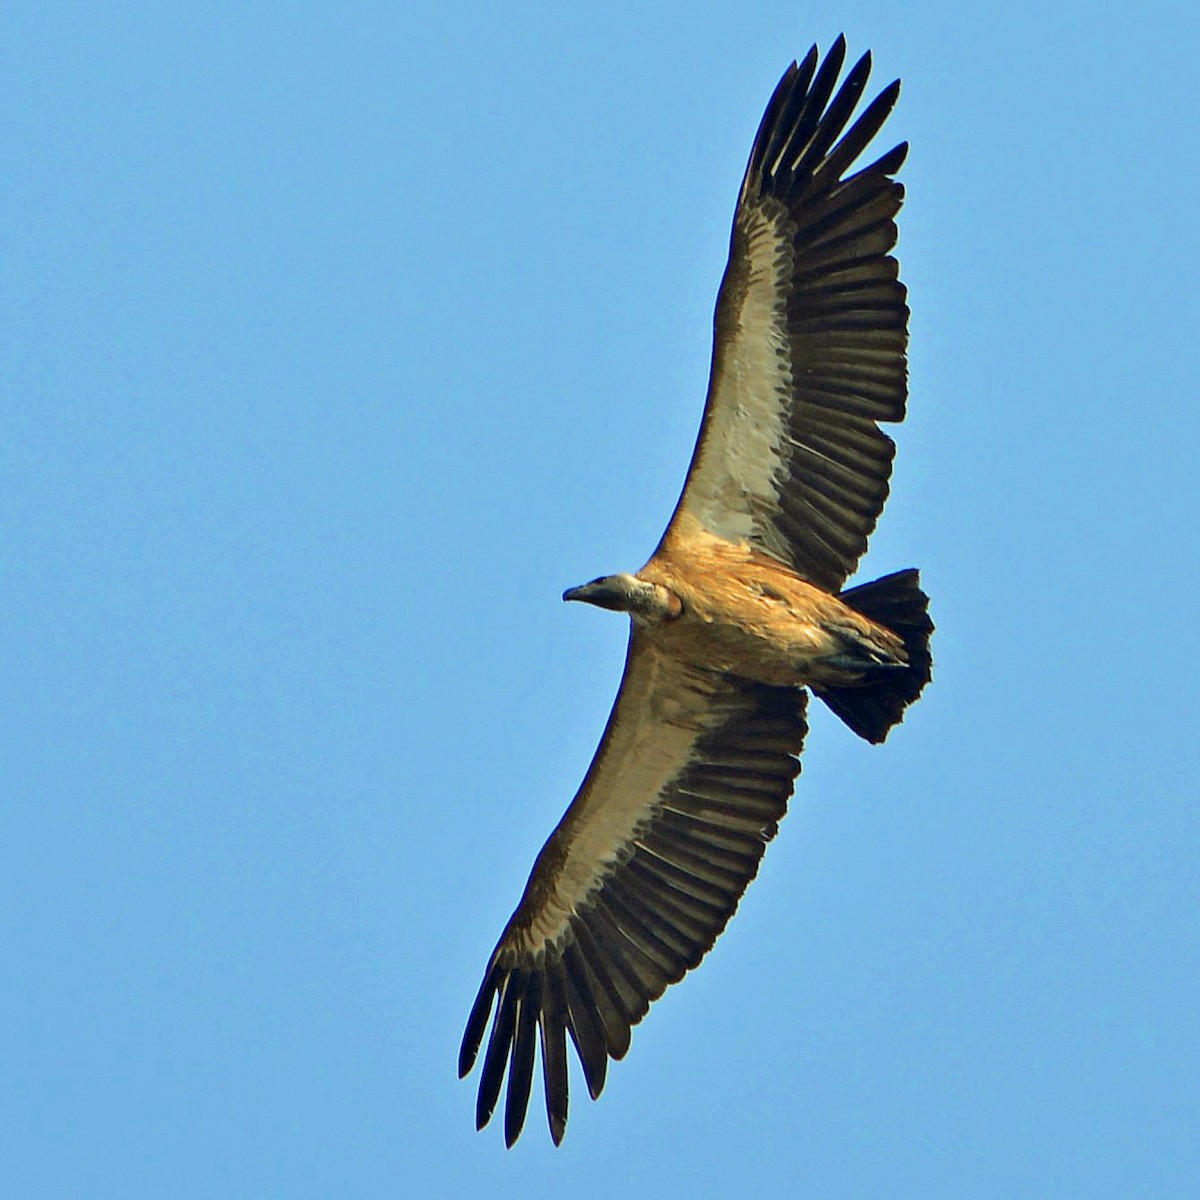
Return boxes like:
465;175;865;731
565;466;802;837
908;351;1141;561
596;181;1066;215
459;678;807;1145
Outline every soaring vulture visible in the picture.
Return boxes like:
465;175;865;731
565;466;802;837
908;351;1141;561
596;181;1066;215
459;37;933;1146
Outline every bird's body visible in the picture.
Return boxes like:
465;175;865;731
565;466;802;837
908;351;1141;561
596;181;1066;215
639;515;907;689
459;37;934;1147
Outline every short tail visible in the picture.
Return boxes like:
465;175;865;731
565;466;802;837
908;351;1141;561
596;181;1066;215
813;569;933;744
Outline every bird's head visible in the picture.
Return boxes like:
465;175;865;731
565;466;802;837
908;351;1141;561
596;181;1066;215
563;573;682;622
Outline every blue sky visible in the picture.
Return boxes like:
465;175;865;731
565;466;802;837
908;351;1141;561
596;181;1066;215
5;3;1198;1196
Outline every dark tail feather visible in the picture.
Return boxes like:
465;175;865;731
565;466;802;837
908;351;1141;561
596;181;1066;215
814;569;933;744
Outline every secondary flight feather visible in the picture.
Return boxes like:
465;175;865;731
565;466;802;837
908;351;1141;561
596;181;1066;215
459;36;933;1147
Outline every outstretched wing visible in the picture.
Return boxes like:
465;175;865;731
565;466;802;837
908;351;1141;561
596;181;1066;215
661;37;909;592
459;634;807;1145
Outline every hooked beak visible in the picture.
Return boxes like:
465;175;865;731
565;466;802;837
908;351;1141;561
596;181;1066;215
561;575;632;613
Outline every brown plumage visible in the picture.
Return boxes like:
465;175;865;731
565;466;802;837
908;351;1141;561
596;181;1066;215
459;36;933;1147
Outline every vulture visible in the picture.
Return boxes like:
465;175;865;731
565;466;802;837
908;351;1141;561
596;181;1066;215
459;37;933;1146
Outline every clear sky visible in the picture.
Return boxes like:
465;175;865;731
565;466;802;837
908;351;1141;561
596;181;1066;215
5;3;1198;1197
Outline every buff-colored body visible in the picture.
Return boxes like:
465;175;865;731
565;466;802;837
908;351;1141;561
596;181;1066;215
634;515;906;689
